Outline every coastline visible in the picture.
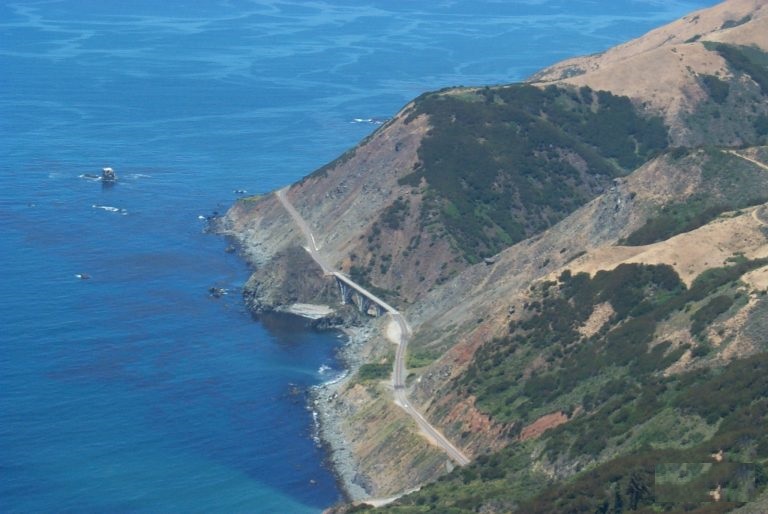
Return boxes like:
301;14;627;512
220;222;372;501
258;306;372;502
312;324;376;502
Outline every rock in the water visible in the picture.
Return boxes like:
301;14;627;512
101;167;117;182
208;287;227;298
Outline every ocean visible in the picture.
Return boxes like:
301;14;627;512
0;0;719;512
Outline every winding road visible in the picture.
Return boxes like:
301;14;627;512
275;187;470;467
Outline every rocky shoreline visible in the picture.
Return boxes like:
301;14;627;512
259;304;375;502
312;323;376;502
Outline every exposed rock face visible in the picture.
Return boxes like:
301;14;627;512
222;111;465;307
220;194;300;269
241;245;336;315
519;412;569;442
222;0;768;503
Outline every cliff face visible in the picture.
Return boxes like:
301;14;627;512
223;110;469;306
222;0;768;508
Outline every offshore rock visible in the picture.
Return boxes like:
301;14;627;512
101;167;117;182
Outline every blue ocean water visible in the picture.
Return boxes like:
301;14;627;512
1;1;719;512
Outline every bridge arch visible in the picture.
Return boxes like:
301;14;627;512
334;273;390;317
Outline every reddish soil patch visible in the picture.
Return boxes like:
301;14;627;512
519;411;569;441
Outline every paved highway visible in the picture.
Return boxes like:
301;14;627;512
276;187;331;273
275;186;470;466
391;311;470;465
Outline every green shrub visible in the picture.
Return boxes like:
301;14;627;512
720;15;751;30
380;196;410;230
690;295;734;335
357;362;391;381
622;200;730;246
700;74;730;104
755;114;768;136
707;42;768;95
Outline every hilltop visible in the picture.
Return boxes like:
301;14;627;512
219;1;768;511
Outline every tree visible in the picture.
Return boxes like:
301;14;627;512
612;488;624;514
626;471;651;510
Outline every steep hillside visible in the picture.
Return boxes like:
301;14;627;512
360;254;768;512
531;0;768;146
223;83;674;304
221;0;768;509
223;2;768;309
348;151;768;509
398;85;667;263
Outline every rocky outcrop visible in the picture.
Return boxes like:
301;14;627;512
101;167;117;182
241;245;336;315
223;111;460;306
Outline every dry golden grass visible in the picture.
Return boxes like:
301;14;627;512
569;206;768;286
530;0;768;140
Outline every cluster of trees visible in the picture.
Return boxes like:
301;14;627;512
690;295;734;335
380;196;411;230
719;15;752;30
700;74;730;104
399;84;668;262
462;263;689;423
622;200;735;246
708;42;768;96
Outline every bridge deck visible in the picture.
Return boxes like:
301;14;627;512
333;272;397;314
